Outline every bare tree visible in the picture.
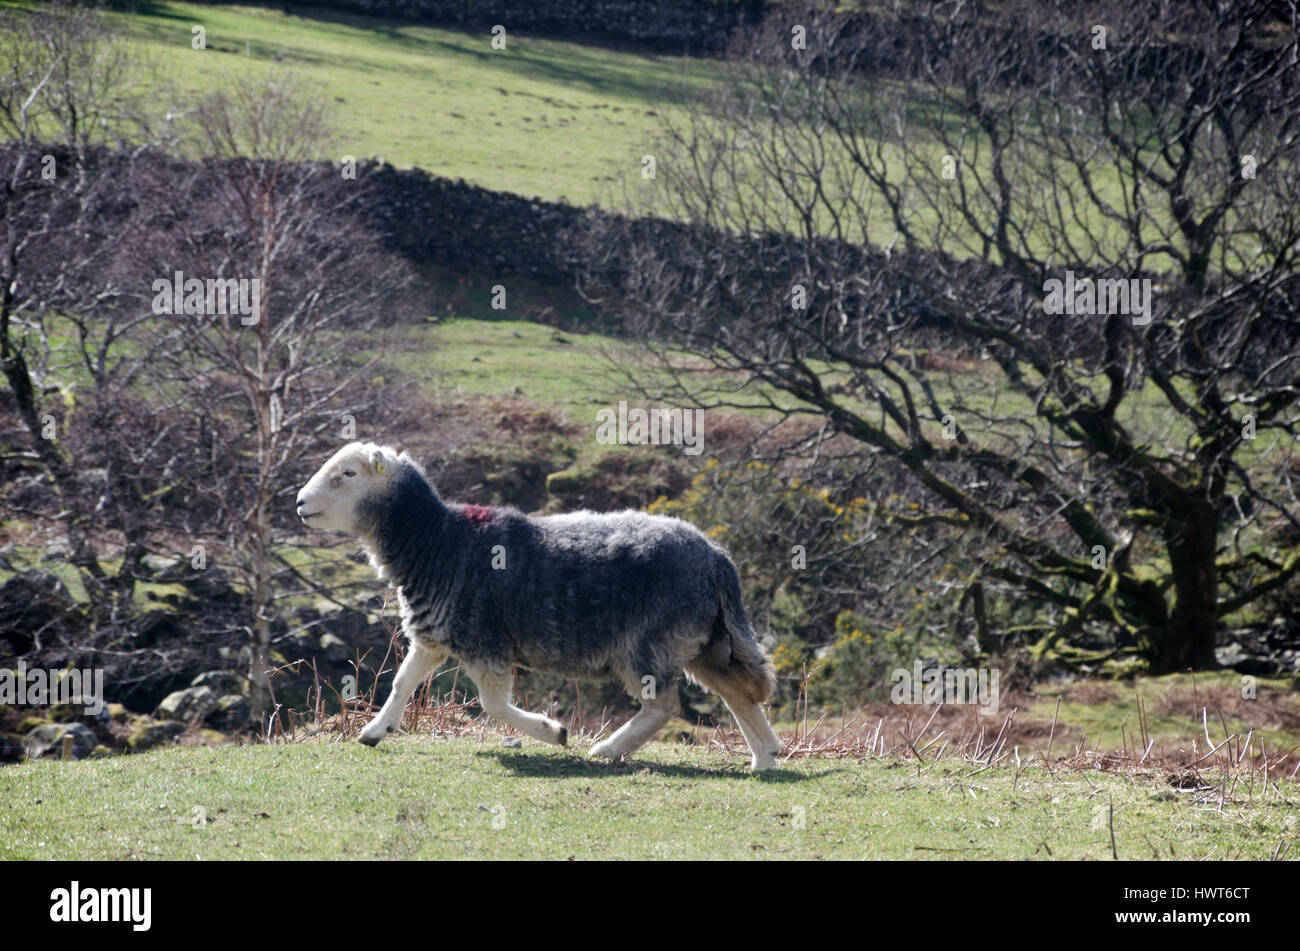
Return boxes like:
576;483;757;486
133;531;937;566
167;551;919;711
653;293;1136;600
133;69;421;721
581;0;1300;672
0;1;178;650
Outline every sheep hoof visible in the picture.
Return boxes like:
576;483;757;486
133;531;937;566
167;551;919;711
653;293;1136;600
588;739;622;761
358;724;387;747
557;726;568;747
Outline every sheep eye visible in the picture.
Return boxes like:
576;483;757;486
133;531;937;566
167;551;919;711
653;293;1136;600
344;470;356;478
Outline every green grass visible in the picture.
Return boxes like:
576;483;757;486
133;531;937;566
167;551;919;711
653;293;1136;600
81;1;722;205
2;734;1295;860
11;1;1277;262
386;317;632;421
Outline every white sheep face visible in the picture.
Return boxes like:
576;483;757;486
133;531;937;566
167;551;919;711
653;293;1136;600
297;442;393;533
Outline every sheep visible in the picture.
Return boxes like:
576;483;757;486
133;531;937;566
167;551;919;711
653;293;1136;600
296;441;783;769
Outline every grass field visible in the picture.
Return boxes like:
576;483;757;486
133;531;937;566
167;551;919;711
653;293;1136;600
386;317;632;420
3;731;1296;860
5;0;1222;260
78;0;720;205
93;5;1133;251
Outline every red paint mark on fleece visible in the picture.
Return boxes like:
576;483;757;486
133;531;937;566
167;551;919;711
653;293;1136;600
461;504;497;526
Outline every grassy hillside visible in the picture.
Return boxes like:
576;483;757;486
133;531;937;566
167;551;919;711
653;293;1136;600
78;0;720;205
385;317;631;420
3;732;1295;860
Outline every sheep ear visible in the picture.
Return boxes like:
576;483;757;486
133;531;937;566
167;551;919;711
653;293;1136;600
370;449;386;475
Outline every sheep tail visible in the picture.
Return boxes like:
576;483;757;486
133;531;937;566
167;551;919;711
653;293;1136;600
703;556;778;704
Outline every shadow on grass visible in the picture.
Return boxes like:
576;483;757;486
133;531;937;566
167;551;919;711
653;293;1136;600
477;748;837;783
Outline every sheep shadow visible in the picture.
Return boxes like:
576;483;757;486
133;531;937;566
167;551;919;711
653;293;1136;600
479;749;833;783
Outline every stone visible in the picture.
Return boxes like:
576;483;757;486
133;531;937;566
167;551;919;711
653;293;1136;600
0;571;81;655
127;719;186;752
23;722;95;760
319;632;350;662
140;553;182;575
191;670;241;694
1215;643;1248;668
154;685;218;723
205;694;250;731
319;609;369;641
49;694;111;729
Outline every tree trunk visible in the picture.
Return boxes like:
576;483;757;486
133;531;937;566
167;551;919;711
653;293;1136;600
246;511;274;727
1150;500;1220;673
2;291;106;583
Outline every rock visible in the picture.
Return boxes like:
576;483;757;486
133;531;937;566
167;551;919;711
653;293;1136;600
127;719;185;752
180;567;241;605
0;571;82;655
133;609;186;646
545;468;582;501
49;694;112;729
1217;641;1279;675
140;553;182;575
191;670;241;694
23;722;96;760
319;609;369;641
1215;643;1248;668
205;694;250;731
319;632;350;662
294;606;322;626
154;685;218;723
501;736;522;748
289;629;315;655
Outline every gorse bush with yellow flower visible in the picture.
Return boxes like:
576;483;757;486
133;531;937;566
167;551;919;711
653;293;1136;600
651;457;986;712
802;609;967;708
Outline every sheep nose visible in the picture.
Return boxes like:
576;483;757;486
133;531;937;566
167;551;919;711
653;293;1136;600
295;495;305;511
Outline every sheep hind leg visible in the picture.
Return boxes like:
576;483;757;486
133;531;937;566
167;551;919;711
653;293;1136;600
469;665;568;747
685;663;782;770
717;693;782;770
588;680;680;762
360;640;449;746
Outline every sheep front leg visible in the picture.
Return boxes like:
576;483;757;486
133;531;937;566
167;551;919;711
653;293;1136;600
359;641;448;746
